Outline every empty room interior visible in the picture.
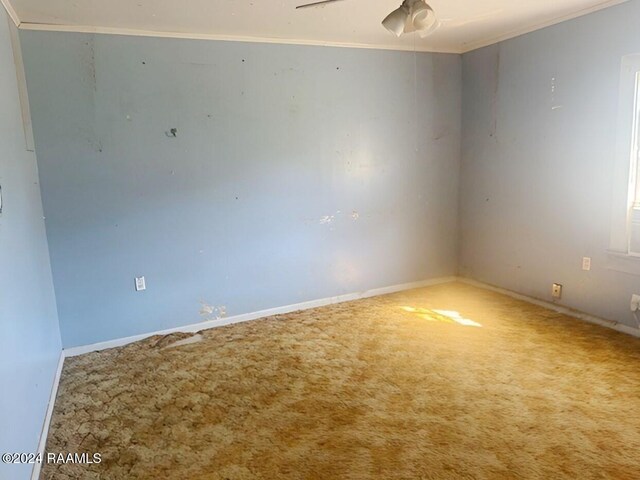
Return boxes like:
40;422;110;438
2;0;640;478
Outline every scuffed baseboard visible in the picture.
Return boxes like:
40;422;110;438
458;277;640;339
64;276;458;357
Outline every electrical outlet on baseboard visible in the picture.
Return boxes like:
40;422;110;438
552;283;562;299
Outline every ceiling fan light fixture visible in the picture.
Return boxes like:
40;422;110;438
412;3;438;36
296;0;438;38
382;4;410;37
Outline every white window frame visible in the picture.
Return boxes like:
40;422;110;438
629;72;640;256
608;55;640;272
632;73;640;208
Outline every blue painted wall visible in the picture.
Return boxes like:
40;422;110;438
20;33;462;348
460;0;640;327
0;11;62;480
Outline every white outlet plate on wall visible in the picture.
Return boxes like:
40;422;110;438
582;257;591;271
135;276;146;291
552;283;563;299
631;294;640;312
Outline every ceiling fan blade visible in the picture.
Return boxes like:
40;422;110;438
296;0;346;9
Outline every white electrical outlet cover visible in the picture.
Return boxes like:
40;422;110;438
582;257;591;271
631;294;640;312
135;276;146;291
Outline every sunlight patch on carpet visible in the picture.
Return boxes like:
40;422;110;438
400;306;482;327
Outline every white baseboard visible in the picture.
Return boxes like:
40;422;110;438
31;351;65;480
458;277;640;339
64;276;458;357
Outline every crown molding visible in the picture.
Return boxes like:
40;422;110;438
17;22;463;54
459;0;629;53
1;0;20;26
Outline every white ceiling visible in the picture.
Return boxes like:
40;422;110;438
2;0;628;53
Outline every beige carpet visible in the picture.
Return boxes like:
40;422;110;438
42;282;640;479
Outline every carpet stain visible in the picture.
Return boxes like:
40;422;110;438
41;282;640;479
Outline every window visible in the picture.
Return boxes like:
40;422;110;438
630;73;640;255
608;56;640;271
610;55;640;263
